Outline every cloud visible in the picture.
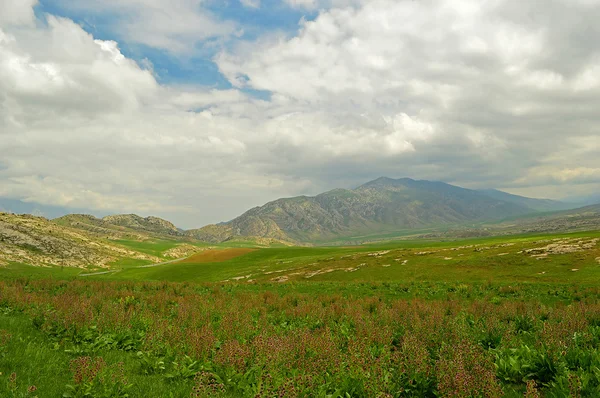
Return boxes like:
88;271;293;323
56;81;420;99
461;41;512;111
1;0;600;228
0;0;38;26
516;167;600;186
240;0;261;9
50;0;238;53
285;0;318;9
284;0;361;10
217;0;600;191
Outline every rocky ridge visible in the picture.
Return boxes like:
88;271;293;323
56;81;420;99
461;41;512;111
0;212;162;268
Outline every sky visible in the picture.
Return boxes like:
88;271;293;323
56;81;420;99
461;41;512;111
0;0;599;228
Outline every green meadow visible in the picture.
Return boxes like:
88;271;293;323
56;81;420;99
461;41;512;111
2;230;597;285
1;230;600;397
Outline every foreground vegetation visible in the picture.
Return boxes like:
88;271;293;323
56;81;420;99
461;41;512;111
1;278;600;397
1;230;599;397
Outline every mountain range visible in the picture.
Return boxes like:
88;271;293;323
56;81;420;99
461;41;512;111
186;177;578;243
1;177;595;248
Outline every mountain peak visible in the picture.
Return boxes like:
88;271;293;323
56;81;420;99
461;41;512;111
358;177;415;189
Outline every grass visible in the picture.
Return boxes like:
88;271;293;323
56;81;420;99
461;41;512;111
0;262;82;279
74;230;600;285
1;279;600;397
0;313;194;397
1;230;600;396
2;230;599;285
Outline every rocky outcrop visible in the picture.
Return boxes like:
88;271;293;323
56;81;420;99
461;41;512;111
102;214;181;236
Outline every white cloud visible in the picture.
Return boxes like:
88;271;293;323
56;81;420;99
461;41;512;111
516;167;600;186
0;0;37;26
50;0;238;53
284;0;361;10
285;0;318;9
240;0;260;8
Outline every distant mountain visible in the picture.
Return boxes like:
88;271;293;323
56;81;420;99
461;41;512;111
188;177;543;244
489;203;600;235
561;194;600;207
477;189;575;212
0;198;103;220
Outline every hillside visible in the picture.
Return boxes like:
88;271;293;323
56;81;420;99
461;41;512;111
500;203;600;234
0;212;162;268
188;177;546;243
412;203;600;240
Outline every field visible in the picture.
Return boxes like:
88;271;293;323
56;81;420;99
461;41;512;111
1;230;600;397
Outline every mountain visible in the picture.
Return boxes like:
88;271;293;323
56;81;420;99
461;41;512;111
54;214;183;239
477;189;575;212
188;177;542;244
561;194;600;207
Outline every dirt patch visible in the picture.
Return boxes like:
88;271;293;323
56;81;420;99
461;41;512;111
178;248;256;263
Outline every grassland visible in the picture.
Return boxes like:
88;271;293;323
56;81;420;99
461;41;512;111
81;230;600;284
1;230;600;397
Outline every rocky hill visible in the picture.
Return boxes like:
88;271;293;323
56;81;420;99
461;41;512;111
101;214;181;236
54;214;183;239
188;177;554;243
0;212;162;268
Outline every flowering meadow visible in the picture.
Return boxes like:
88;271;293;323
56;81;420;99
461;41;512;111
1;279;600;397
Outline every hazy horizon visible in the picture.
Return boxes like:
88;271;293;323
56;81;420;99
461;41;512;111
1;176;596;229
